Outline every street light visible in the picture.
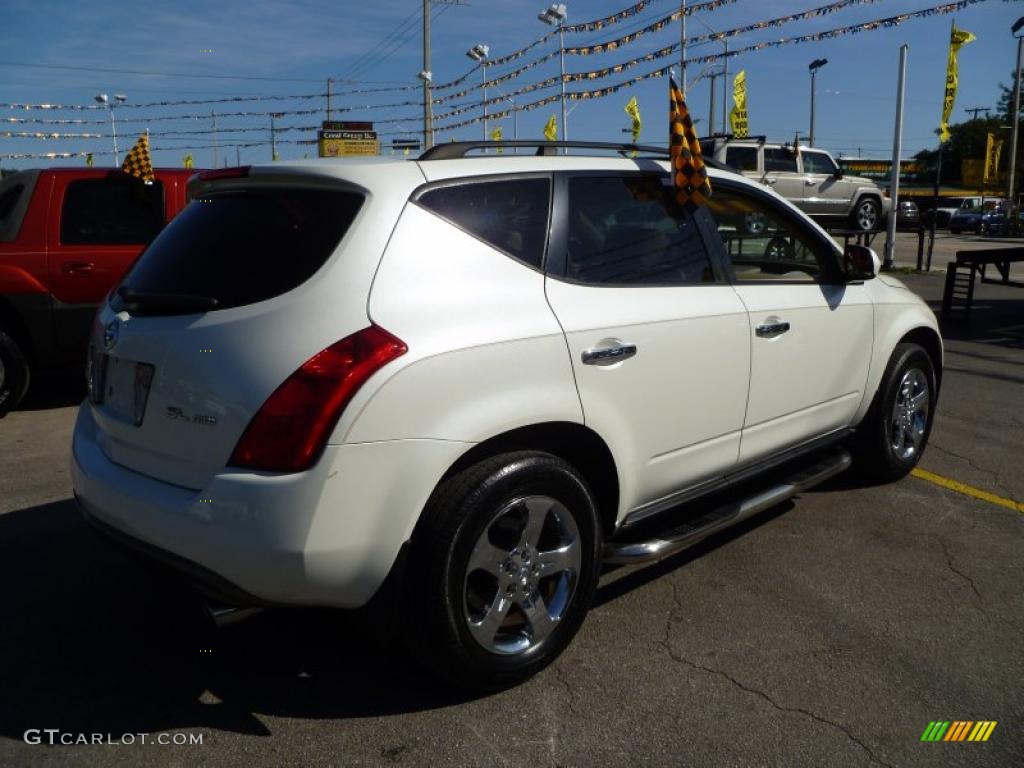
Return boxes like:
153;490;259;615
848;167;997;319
94;92;126;164
808;58;828;146
466;43;490;141
1007;17;1024;223
538;3;568;142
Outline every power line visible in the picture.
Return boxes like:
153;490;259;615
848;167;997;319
0;61;325;83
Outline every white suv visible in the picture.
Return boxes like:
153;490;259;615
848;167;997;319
71;141;941;689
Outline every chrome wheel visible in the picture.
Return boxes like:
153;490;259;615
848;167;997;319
890;368;929;461
463;495;581;656
856;199;879;231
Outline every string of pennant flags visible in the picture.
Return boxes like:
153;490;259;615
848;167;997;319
565;0;877;55
432;0;988;134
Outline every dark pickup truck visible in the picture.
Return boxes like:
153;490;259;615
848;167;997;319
0;167;196;413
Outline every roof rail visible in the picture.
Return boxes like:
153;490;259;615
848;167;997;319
417;140;731;171
418;140;670;160
705;133;768;143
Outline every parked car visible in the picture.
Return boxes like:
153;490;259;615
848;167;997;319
710;137;891;232
895;199;920;227
948;198;1004;234
72;143;941;690
0;167;197;413
980;207;1024;236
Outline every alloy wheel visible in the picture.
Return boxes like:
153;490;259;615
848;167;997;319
857;200;878;231
463;495;581;656
890;368;929;461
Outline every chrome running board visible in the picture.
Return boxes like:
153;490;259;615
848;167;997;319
603;448;851;565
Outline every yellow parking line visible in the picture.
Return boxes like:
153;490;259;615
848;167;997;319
911;468;1024;513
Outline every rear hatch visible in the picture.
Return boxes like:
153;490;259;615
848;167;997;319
87;172;368;489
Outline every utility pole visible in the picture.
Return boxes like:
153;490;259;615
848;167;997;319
327;78;333;121
422;0;433;149
964;106;989;119
236;145;241;166
270;112;283;160
708;71;717;135
212;110;219;168
680;1;686;94
721;39;728;136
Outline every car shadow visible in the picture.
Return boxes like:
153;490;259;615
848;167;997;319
932;297;1024;351
11;369;85;412
0;498;479;743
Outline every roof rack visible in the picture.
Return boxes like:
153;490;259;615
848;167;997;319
418;140;730;171
704;133;768;143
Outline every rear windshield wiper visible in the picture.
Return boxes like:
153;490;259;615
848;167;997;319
117;287;219;315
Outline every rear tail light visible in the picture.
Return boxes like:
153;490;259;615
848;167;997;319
228;326;407;473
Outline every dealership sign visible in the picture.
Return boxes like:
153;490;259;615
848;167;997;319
318;121;379;157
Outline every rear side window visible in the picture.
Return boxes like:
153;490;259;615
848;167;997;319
114;188;362;312
0;184;23;222
764;148;798;174
417;177;550;269
565;175;715;286
802;151;837;175
725;146;758;173
61;179;165;245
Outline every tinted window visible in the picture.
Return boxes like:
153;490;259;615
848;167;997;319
418;178;550;269
725;146;758;172
0;184;22;221
802;151;837;175
61;179;165;244
114;188;362;312
566;175;715;285
764;148;798;174
705;185;839;283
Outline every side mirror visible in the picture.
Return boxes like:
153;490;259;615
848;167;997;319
845;244;880;278
833;168;844;180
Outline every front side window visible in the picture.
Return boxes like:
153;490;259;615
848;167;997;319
565;175;715;286
725;146;759;173
61;179;165;245
801;150;838;176
417;177;551;269
705;184;841;283
764;147;798;174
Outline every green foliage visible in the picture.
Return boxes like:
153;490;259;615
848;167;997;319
913;116;1007;185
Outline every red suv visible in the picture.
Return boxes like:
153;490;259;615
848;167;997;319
0;167;196;413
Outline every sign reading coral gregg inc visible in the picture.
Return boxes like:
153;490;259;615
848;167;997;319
318;121;379;157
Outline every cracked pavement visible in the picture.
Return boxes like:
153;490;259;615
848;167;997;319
0;272;1021;767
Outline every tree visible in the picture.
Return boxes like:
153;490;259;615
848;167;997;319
913;116;1007;186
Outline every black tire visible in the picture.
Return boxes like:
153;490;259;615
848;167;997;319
763;236;794;262
404;451;601;690
851;197;881;232
0;328;30;416
852;343;937;482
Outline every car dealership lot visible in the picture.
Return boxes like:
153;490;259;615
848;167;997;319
0;270;1020;767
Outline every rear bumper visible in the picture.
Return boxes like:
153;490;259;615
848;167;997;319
71;403;472;608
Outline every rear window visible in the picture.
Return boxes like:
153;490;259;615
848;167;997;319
725;146;758;172
61;178;165;245
113;188;362;313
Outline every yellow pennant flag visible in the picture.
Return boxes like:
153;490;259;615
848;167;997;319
669;77;711;207
543;114;558;141
121;134;154;182
939;25;976;143
182;153;193;169
85;153;93;168
491;125;503;153
984;133;1003;185
624;96;642;143
730;70;749;138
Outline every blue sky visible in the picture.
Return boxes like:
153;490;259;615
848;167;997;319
0;0;1020;169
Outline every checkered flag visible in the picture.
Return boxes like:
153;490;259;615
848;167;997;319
122;134;154;182
669;77;710;208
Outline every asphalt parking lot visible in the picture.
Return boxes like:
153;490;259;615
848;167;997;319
0;234;1021;767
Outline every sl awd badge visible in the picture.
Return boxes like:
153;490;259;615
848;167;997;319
166;406;218;426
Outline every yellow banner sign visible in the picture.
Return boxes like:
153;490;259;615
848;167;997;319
730;70;748;138
984;132;1003;184
939;25;976;143
624;95;642;142
319;138;379;157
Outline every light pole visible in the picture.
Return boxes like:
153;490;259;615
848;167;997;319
466;44;490;141
539;4;568;142
689;14;731;136
94;93;126;165
270;112;283;160
1007;17;1024;223
809;58;828;147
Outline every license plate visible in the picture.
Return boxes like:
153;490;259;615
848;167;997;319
99;354;154;426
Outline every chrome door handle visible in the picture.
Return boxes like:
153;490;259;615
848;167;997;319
804;178;816;186
582;342;637;366
62;261;95;275
755;319;791;338
763;177;777;185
